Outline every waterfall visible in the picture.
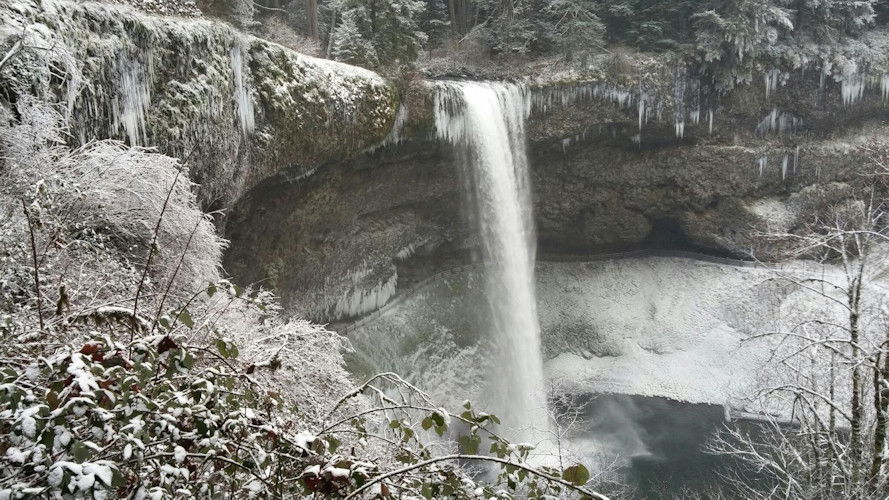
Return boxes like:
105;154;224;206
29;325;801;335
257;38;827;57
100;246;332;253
434;81;548;443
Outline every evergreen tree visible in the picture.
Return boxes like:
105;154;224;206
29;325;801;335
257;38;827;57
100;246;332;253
793;0;876;37
330;8;380;66
483;0;537;55
331;0;427;66
419;0;452;52
692;0;793;64
596;0;702;51
545;0;604;63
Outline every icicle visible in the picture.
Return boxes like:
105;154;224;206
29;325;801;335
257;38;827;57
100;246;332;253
230;42;255;135
675;120;685;139
756;108;803;135
781;155;788;180
882;75;889;103
690;109;700;125
764;69;781;98
638;98;646;131
114;59;151;147
842;76;866;106
757;156;767;177
380;104;408;147
561;138;571;153
708;109;714;134
794;146;800;173
841;62;866;106
330;273;398;319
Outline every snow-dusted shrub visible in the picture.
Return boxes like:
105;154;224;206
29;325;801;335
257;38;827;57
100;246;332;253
0;283;612;499
57;141;224;297
0;99;223;308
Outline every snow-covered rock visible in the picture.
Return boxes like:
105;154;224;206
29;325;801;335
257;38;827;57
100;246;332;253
0;0;398;207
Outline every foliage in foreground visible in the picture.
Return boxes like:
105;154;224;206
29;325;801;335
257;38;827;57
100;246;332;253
0;313;608;498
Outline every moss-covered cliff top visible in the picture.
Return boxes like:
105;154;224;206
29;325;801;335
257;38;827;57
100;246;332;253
1;0;398;207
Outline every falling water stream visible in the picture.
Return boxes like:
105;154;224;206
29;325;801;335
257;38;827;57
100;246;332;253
434;81;549;443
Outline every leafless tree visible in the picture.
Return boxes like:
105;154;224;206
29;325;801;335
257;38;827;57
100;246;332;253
709;142;889;499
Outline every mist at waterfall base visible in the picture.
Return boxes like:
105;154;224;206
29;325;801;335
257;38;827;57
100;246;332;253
566;394;737;497
434;81;550;445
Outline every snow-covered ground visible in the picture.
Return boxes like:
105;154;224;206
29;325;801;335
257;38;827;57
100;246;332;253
537;257;789;405
344;254;881;415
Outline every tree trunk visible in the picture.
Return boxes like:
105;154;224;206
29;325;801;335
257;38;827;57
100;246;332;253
850;285;863;487
448;0;458;33
448;0;470;35
871;345;889;490
306;0;319;39
325;6;337;57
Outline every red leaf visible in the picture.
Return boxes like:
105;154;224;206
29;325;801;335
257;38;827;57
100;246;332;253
80;342;102;355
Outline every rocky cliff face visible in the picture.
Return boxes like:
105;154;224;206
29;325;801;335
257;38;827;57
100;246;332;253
224;69;889;321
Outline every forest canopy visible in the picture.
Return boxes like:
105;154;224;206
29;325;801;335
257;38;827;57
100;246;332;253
203;0;889;85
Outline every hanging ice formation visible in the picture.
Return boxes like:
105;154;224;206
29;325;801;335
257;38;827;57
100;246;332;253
528;71;713;142
326;271;398;319
764;69;781;98
837;62;878;106
771;64;889;107
230;41;255;135
531;83;634;115
381;104;409;147
435;81;549;443
755;109;804;135
882;75;889;102
673;67;687;139
842;73;867;106
113;57;152;147
757;156;768;177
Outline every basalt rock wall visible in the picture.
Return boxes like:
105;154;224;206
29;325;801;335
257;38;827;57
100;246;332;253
225;73;889;321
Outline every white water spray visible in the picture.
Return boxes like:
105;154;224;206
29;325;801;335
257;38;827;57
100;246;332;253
435;81;548;443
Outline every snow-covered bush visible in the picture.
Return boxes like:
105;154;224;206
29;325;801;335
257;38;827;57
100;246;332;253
0;101;223;313
0;301;612;498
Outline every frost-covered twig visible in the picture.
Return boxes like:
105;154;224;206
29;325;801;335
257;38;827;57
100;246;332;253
132;168;181;335
0;39;23;72
21;198;43;331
